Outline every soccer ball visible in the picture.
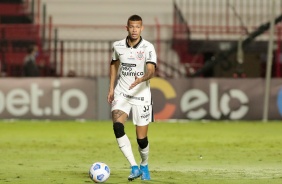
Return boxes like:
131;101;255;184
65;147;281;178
89;162;110;183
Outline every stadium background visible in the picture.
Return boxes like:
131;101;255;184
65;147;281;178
0;0;282;121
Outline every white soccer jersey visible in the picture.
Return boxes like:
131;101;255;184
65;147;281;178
111;36;157;105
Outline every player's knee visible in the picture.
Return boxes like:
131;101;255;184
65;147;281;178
137;137;148;149
113;122;125;138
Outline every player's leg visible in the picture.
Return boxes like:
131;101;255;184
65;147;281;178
136;125;151;180
111;98;141;180
112;110;138;166
133;105;153;180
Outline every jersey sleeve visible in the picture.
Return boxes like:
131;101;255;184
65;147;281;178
111;43;119;61
145;43;157;66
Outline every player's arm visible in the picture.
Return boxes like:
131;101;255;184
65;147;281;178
142;62;155;81
108;60;120;103
129;63;155;90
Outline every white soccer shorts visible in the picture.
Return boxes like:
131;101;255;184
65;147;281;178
111;96;153;126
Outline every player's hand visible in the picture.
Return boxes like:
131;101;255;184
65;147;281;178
107;91;114;104
129;76;142;90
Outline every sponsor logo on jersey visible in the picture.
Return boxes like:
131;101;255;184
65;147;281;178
148;51;152;60
141;112;150;119
121;71;144;76
120;63;143;76
116;42;124;46
122;63;136;67
140;44;147;48
127;55;135;60
122;93;144;101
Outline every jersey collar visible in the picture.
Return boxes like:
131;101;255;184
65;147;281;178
126;36;143;48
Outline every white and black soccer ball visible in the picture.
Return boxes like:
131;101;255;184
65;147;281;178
89;162;110;183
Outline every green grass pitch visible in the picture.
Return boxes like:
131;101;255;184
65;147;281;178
0;120;282;184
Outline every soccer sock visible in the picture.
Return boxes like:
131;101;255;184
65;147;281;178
138;143;149;166
116;134;138;166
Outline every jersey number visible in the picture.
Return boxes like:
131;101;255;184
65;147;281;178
143;105;149;112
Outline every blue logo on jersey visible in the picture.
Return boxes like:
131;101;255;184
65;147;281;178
277;88;282;116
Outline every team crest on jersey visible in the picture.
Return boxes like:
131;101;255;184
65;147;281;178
136;51;144;60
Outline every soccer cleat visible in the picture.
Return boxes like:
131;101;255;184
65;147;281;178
140;164;151;180
128;165;142;181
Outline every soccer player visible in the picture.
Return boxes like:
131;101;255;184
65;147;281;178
107;14;157;181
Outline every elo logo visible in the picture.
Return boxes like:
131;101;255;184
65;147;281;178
151;78;249;120
277;88;282;115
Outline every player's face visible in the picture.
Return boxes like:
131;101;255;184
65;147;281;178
127;20;143;41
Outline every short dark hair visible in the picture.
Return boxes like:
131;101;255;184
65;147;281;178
127;15;142;25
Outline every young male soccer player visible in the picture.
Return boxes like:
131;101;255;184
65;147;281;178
107;14;157;181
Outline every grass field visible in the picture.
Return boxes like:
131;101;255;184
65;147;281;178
0;120;282;184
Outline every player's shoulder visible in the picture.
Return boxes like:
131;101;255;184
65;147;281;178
139;38;155;50
141;38;153;46
113;38;126;47
139;38;155;49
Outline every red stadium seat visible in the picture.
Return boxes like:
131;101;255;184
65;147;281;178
4;52;26;76
0;4;26;16
5;52;26;64
0;25;39;41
